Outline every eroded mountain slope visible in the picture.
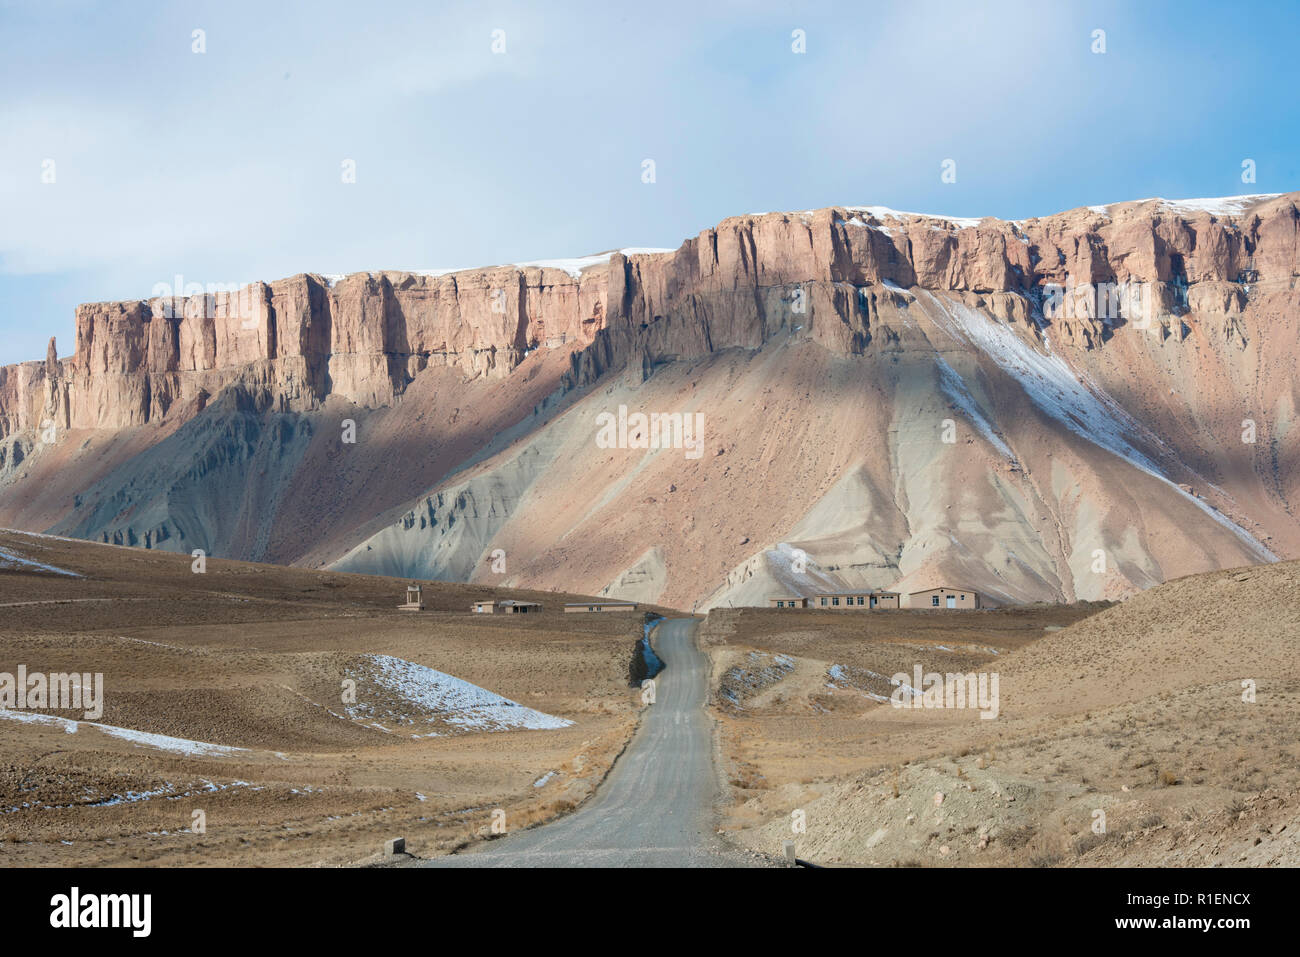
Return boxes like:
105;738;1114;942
1;194;1297;607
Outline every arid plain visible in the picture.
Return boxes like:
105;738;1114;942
705;564;1300;866
0;529;667;866
4;528;1294;867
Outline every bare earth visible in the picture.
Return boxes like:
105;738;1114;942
706;566;1300;866
3;528;1296;869
0;529;674;866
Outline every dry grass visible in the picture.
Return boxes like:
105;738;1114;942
0;530;661;866
709;561;1300;867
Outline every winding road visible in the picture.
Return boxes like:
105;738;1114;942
420;617;758;867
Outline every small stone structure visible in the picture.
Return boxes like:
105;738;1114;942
398;584;425;611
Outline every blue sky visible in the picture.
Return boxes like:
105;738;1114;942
2;0;1297;365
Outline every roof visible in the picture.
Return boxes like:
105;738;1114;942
563;601;637;606
810;590;900;597
908;586;976;595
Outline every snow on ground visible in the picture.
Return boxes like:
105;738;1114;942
328;247;676;285
617;247;678;257
720;651;796;708
96;724;252;758
925;291;1167;475
346;655;572;733
834;215;890;233
826;664;898;703
511;253;620;277
1158;195;1282;216
846;205;985;229
0;708;253;757
3;778;263;814
934;356;1015;461
0;545;80;577
765;194;1289;231
923;292;1276;562
1081;194;1282;218
513;248;675;278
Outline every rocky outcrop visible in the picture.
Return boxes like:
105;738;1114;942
3;194;1295;438
1;193;1298;608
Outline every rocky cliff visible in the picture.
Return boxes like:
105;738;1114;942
1;193;1297;608
6;194;1295;437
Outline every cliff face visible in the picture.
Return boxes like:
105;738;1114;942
2;265;611;435
4;193;1295;439
1;193;1297;608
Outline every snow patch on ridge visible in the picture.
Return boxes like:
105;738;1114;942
1157;195;1282;217
511;254;623;278
1081;194;1283;218
922;292;1276;562
846;206;985;229
934;356;1014;461
924;292;1166;474
513;248;675;278
345;248;681;283
0;545;80;577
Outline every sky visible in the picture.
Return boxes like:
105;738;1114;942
1;0;1298;366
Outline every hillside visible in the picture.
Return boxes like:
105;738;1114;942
1;193;1298;608
711;558;1300;866
0;528;662;865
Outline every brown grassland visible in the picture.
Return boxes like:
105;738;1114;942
704;565;1300;866
0;529;673;866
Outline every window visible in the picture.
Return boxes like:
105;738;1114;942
832;597;840;606
820;597;827;606
931;595;940;606
857;596;865;605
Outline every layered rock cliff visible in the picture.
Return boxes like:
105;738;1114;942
5;193;1295;439
1;193;1297;608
